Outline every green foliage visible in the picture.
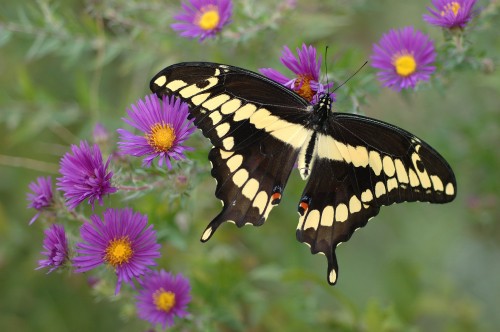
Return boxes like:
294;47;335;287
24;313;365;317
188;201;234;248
1;0;499;331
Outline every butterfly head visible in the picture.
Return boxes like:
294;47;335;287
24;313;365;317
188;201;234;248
314;93;333;117
318;93;332;108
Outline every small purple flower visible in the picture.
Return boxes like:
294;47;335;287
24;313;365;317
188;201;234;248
136;270;191;329
171;0;233;42
27;176;53;225
423;0;477;29
117;94;195;169
370;27;436;91
73;208;161;294
259;43;335;104
36;224;69;273
92;123;109;145
57;141;117;210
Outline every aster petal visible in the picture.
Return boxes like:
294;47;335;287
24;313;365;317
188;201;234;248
258;68;291;85
280;46;303;75
297;44;321;81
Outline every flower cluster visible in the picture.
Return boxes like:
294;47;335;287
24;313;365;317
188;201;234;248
369;0;477;91
28;93;195;328
256;1;477;95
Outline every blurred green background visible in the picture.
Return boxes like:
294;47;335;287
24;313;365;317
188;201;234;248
1;0;499;331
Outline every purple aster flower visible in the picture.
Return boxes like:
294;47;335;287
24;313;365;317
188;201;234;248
117;94;195;169
423;0;477;29
136;270;191;329
73;208;161;294
370;27;436;91
57;141;117;210
27;176;53;225
36;224;69;273
259;43;335;104
171;0;233;42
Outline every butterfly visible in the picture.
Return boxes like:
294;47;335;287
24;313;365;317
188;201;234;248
150;62;456;285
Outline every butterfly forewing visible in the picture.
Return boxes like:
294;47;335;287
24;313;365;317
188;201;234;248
150;62;457;286
150;62;311;151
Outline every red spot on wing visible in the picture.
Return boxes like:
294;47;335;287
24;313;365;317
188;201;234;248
271;192;282;205
298;201;309;216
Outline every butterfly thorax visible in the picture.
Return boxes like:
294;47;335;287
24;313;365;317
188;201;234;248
308;94;332;131
298;94;333;180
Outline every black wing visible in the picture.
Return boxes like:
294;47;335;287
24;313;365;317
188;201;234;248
150;62;311;238
202;138;297;241
296;113;457;284
150;62;311;150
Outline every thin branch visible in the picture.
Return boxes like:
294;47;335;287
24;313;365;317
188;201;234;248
0;154;59;173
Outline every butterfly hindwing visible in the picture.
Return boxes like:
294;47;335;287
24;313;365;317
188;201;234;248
297;112;456;284
296;156;382;284
201;134;299;241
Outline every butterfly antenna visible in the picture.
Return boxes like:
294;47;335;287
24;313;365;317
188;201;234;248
324;46;330;93
332;61;368;93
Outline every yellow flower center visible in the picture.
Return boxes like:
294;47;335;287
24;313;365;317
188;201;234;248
197;6;220;31
294;75;315;102
146;122;176;153
153;288;176;312
105;237;133;267
393;54;417;77
441;2;461;17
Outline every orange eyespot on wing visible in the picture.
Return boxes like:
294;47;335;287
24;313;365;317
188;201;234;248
298;197;311;216
271;189;282;205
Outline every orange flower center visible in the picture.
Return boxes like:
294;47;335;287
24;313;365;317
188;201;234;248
441;2;461;17
146;122;176;153
197;6;220;31
294;75;315;102
153;288;176;312
105;237;133;267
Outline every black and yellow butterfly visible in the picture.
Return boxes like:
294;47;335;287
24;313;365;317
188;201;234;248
150;62;456;285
